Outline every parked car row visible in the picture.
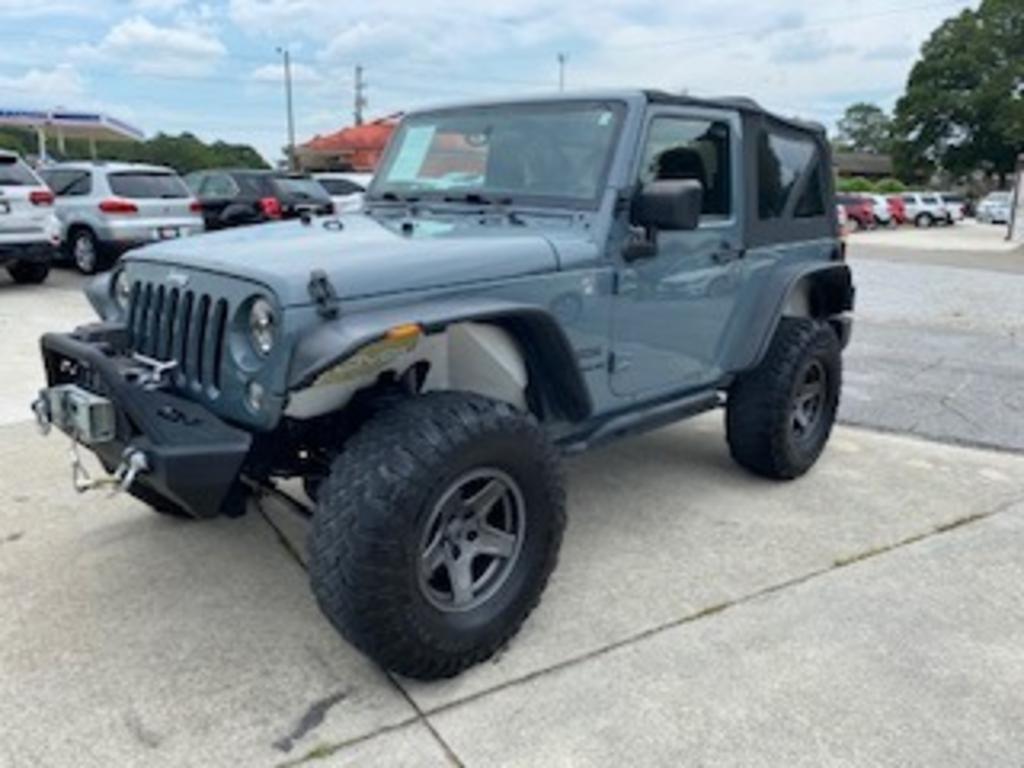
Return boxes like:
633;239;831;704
837;190;974;230
0;151;376;279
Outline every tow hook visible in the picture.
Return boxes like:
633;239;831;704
69;439;149;496
31;395;51;435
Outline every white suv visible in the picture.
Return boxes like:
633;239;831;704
40;162;204;274
0;151;60;284
900;192;950;228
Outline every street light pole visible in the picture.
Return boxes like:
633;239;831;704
276;46;297;170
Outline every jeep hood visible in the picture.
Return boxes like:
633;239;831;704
126;214;562;306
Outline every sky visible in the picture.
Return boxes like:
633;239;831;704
0;0;979;164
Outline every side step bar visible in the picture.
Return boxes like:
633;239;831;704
559;390;723;455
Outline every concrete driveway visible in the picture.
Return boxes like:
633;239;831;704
3;414;1023;767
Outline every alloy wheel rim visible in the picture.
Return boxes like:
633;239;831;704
791;359;827;441
74;235;96;272
418;467;526;613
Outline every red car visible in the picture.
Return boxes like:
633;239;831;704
887;196;908;225
837;194;875;230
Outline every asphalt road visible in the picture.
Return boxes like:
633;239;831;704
843;239;1024;452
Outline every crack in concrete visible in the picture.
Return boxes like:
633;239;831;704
273;688;352;754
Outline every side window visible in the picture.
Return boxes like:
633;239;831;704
184;173;203;194
902;194;916;204
42;170;91;197
201;174;238;198
639;116;731;217
758;131;824;219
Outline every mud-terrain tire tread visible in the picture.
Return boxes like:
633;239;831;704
726;318;841;480
308;392;565;680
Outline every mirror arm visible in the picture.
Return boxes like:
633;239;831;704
623;226;658;263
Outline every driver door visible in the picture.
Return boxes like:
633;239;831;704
610;107;745;397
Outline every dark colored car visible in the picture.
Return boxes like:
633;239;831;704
184;169;333;231
837;194;875;230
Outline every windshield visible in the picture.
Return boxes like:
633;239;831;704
319;178;365;196
372;101;625;206
109;172;189;199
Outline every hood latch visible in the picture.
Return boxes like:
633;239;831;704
308;269;340;319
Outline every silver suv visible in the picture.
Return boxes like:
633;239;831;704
900;192;950;228
40;162;204;274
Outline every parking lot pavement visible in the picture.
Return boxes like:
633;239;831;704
849;218;1018;254
842;251;1024;452
4;412;1023;766
0;269;92;425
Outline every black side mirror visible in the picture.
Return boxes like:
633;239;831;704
631;180;703;231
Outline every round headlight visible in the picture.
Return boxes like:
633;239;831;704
249;297;277;356
113;270;132;308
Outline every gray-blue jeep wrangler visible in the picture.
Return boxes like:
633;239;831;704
34;91;853;679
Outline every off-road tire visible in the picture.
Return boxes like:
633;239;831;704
726;318;841;480
7;260;49;284
309;392;565;680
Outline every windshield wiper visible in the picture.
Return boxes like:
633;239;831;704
442;192;512;206
374;191;421;204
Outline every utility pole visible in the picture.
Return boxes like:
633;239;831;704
354;65;367;126
557;52;567;92
276;46;297;170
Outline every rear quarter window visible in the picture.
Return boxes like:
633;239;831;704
108;172;189;199
757;132;825;219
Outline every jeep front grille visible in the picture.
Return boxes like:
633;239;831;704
127;281;229;395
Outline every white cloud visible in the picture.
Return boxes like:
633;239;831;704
0;64;87;105
132;0;187;12
77;15;226;76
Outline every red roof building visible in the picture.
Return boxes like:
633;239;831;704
296;116;400;172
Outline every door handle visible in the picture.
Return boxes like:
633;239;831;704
712;244;746;264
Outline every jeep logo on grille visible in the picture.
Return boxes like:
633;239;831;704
167;271;189;288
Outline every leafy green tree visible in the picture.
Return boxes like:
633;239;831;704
836;103;893;154
0;127;267;173
893;0;1024;185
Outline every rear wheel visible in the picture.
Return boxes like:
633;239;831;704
69;228;104;274
6;260;49;284
309;392;565;679
726;318;841;480
915;213;934;228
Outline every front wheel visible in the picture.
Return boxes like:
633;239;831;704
726;318;841;480
309;392;565;680
915;213;934;228
7;260;49;284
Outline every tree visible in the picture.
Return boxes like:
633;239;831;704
836;103;893;154
893;0;1024;185
0;127;267;173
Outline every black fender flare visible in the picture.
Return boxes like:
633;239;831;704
287;298;593;422
721;261;854;373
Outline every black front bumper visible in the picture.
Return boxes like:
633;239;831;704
40;325;252;518
0;241;57;266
